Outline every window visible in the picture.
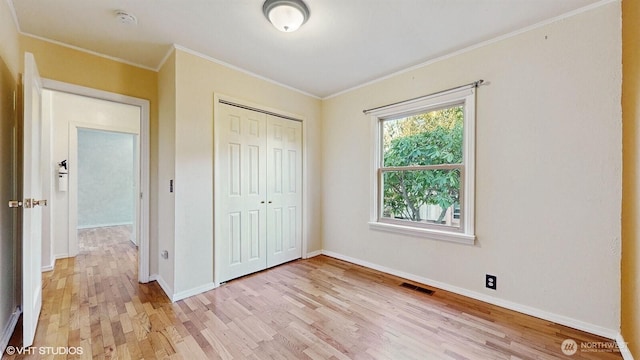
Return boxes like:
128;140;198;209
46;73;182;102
366;85;476;244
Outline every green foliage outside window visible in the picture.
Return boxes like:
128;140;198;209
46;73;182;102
382;106;463;224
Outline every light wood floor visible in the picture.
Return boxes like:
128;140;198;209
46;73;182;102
6;226;623;359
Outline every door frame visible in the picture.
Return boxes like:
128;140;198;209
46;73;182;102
213;93;309;286
42;79;151;283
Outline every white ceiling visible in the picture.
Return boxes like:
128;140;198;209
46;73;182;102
10;0;603;98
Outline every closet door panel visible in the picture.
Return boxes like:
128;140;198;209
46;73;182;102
217;104;267;282
266;115;302;267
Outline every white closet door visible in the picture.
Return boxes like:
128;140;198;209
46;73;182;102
266;115;302;267
217;104;267;282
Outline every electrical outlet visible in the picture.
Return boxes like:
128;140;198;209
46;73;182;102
486;274;497;290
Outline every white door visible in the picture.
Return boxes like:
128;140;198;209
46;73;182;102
266;115;302;267
22;52;44;347
217;104;268;282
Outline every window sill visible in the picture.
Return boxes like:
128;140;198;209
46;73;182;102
368;222;476;245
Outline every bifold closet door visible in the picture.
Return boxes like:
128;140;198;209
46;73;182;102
218;104;268;282
217;103;303;283
266;115;302;267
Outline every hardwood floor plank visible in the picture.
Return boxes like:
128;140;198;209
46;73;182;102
123;331;143;360
4;225;624;359
200;327;233;360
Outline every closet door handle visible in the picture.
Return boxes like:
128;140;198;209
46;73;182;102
268;201;273;204
260;201;265;204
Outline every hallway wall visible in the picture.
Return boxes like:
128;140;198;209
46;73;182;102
77;129;136;230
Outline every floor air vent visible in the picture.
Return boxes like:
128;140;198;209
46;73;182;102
400;282;435;295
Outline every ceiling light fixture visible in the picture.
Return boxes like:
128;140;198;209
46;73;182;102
263;0;310;33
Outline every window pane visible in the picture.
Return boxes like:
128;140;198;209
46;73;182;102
383;105;464;167
382;169;461;228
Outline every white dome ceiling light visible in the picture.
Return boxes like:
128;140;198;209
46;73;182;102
262;0;310;33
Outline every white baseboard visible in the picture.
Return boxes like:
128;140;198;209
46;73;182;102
617;333;635;360
149;274;173;302
77;222;133;230
172;282;216;302
42;254;70;271
41;264;54;272
320;250;619;340
42;253;57;272
304;250;322;258
0;306;21;359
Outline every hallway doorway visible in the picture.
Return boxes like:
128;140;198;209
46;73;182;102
76;129;138;253
42;80;150;283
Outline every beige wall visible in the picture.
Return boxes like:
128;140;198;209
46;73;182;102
157;51;176;293
0;0;20;347
19;35;161;275
0;0;19;80
162;49;322;296
622;0;639;356
322;3;622;334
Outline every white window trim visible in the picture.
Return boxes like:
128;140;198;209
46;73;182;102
367;85;476;245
